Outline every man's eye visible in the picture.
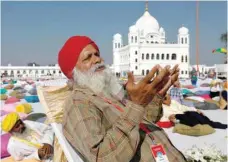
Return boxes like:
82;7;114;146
95;53;100;57
83;56;90;61
84;54;92;61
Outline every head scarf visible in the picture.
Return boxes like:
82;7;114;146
58;36;99;79
1;112;20;132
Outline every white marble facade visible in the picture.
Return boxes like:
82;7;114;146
112;6;190;78
0;64;65;79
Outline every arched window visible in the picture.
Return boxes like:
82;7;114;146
59;71;61;74
181;71;183;74
185;71;188;74
118;43;120;48
142;54;144;60
131;36;133;43
156;53;159;60
41;70;44;74
161;54;164;60
135;51;137;55
10;71;14;75
135;36;137;43
142;70;144;75
166;54;169;60
181;56;184;62
17;70;20;74
171;53;176;60
135;66;138;70
181;38;184;44
23;70;26;74
146;70;149;75
135;59;138;63
151;41;154;44
185;38;187;44
155;41;158;44
151;53;154;60
146;54;149;60
185;56;188;62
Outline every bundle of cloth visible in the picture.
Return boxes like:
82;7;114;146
9;91;25;99
4;84;14;90
0;88;7;94
170;111;227;129
157;94;227;136
1;103;32;116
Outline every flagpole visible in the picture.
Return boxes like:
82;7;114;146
196;1;199;75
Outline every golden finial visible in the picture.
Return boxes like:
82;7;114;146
145;0;148;11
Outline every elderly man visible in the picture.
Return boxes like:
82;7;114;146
1;112;54;161
58;36;187;162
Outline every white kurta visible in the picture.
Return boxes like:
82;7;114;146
7;120;54;162
160;100;197;122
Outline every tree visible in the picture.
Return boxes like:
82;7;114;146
48;64;55;66
220;32;227;64
27;62;40;66
220;32;227;47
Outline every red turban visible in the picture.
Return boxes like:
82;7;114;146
58;36;99;79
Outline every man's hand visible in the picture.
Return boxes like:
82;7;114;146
38;148;46;160
126;65;170;107
157;65;180;97
38;143;53;160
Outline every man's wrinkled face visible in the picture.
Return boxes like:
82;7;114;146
73;44;125;100
76;44;105;72
10;119;26;134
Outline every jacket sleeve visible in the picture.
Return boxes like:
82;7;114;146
143;94;164;123
62;93;145;162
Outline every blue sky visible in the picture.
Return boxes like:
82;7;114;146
1;1;227;66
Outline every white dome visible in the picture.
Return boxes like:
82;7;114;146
129;25;138;33
178;26;189;34
135;11;159;33
159;27;164;33
113;33;122;39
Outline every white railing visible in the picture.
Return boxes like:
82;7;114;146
1;76;67;81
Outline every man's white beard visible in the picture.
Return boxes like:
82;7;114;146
73;64;125;101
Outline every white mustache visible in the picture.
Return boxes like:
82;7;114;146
89;63;106;73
